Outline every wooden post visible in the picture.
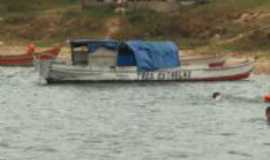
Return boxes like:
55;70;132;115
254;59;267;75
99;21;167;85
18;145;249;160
80;0;86;10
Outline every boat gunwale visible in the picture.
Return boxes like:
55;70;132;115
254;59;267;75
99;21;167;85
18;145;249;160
182;54;227;61
47;58;255;73
45;69;253;83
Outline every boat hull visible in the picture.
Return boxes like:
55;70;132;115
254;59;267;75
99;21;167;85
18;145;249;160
0;45;62;66
34;59;254;83
0;55;33;66
264;95;270;103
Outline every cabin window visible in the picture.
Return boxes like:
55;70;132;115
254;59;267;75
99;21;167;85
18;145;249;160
88;48;117;68
71;46;89;65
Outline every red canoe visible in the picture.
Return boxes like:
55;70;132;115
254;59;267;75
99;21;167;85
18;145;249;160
264;95;270;103
33;44;63;61
182;55;226;68
0;44;35;66
0;44;62;66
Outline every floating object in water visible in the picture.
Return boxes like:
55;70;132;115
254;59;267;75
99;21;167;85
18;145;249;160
264;95;270;103
212;92;222;100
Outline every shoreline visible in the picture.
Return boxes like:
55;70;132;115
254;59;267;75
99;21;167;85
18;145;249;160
0;45;269;75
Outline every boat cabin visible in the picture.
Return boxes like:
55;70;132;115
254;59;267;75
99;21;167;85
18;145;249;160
70;39;119;68
70;39;181;71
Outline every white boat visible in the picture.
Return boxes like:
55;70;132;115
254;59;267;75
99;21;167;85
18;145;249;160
34;59;254;83
34;40;254;83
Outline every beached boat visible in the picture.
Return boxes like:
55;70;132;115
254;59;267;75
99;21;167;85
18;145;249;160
0;44;35;66
0;44;62;66
34;40;254;83
33;44;63;61
182;55;226;67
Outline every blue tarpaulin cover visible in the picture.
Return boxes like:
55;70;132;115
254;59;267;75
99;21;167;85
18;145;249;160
87;40;119;53
117;41;181;71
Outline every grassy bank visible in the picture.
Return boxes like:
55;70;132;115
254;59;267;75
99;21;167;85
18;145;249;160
0;0;116;45
0;0;269;59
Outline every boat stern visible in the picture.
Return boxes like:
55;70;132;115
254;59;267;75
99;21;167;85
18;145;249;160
33;58;52;82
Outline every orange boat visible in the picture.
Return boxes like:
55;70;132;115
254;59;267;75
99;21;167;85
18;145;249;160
0;44;35;66
33;44;63;61
0;44;62;66
264;95;270;103
182;55;227;68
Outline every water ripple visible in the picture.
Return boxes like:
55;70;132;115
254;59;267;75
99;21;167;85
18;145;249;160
0;67;269;160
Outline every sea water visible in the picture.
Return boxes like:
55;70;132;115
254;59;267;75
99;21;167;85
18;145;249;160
0;67;269;160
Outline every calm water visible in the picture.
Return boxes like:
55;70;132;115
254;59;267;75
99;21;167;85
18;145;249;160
0;67;270;160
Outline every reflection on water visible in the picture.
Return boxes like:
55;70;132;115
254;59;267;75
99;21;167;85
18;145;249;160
0;67;269;160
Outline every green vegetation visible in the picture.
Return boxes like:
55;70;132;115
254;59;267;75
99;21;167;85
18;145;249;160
0;0;270;57
0;0;115;45
114;0;270;54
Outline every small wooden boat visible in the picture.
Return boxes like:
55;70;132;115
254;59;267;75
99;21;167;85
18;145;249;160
33;44;63;61
34;40;254;83
0;44;35;66
0;44;62;66
264;95;270;103
182;55;226;67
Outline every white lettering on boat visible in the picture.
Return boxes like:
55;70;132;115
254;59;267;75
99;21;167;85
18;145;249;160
138;71;191;80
